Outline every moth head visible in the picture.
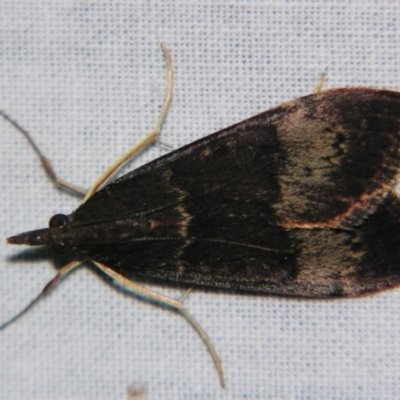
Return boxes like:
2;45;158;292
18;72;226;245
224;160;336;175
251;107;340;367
7;213;71;254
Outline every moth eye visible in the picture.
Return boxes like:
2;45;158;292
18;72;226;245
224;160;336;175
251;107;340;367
49;214;68;228
51;244;70;255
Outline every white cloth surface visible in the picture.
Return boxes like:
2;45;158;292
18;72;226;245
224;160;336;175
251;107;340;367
1;1;400;399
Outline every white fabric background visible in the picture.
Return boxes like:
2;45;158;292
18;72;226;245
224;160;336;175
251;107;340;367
1;1;400;399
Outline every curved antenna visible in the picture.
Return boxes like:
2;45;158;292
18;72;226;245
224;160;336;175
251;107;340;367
0;260;83;330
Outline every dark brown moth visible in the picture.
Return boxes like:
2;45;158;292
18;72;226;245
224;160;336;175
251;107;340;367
8;87;400;297
3;44;400;386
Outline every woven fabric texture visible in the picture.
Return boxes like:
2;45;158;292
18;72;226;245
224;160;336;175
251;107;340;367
1;1;400;399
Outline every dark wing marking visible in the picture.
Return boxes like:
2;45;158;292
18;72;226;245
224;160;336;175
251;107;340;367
71;88;400;230
80;192;400;297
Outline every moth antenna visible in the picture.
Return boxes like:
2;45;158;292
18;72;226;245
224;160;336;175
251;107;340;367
93;261;225;388
0;260;83;331
82;42;174;203
0;110;86;195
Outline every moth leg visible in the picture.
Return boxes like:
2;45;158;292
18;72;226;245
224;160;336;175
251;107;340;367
179;287;193;301
0;110;86;196
313;72;327;93
92;261;225;388
0;260;84;330
82;43;173;203
154;139;173;150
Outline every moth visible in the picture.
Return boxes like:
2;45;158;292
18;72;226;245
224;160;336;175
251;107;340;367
2;44;400;387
